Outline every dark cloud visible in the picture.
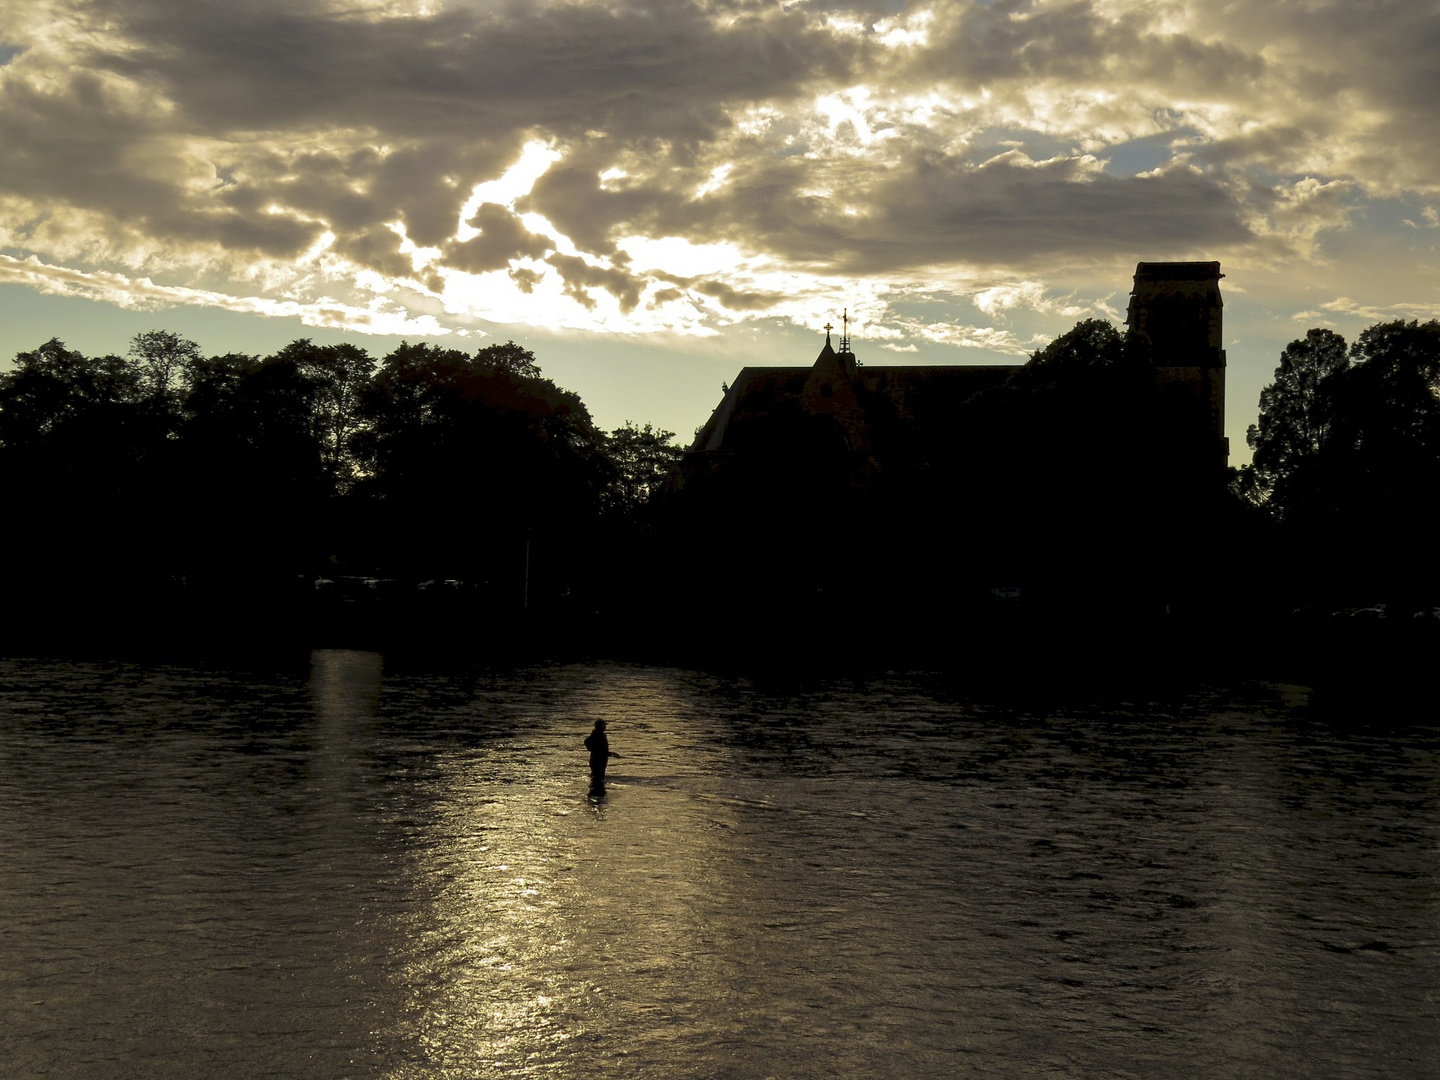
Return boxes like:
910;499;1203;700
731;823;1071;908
443;203;554;273
861;152;1254;269
521;163;660;258
637;268;785;312
911;0;1127;85
657;150;1252;272
371;142;521;249
98;0;853;141
0;67;319;260
522;143;1252;275
691;278;785;310
0;72;169;208
1188;124;1318;172
509;265;545;293
888;0;1264;99
1189;0;1440;190
331;229;417;281
546;251;649;312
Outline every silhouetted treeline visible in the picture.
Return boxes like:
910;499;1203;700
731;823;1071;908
0;332;680;649
4;317;1435;668
1234;320;1440;616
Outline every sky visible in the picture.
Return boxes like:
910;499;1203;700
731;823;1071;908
3;0;1440;459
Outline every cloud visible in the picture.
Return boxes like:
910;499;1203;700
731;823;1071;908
0;251;452;336
971;280;1088;319
688;278;786;313
888;313;1030;355
1319;296;1440;323
1402;205;1440;230
544;251;648;313
2;0;1439;350
443;203;554;273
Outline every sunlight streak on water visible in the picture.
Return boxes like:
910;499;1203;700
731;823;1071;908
2;655;1438;1078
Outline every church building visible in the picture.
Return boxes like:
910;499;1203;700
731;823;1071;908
656;262;1233;638
679;261;1227;481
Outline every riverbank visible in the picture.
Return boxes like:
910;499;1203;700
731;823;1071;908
5;586;1433;713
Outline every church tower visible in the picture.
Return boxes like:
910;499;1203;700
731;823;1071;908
801;312;870;457
1125;261;1228;466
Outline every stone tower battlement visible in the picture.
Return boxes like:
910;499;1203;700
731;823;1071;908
1126;261;1227;465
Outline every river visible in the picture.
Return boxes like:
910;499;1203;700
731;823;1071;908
2;652;1437;1078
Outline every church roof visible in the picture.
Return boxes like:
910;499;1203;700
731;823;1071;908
689;346;1017;454
691;366;809;452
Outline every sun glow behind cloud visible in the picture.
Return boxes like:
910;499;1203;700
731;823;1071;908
455;142;562;244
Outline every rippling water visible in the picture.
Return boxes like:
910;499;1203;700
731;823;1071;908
2;653;1437;1078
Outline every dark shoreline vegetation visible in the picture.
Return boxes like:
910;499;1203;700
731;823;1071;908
2;322;1437;699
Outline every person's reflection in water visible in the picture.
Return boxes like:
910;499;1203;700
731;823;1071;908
584;719;617;797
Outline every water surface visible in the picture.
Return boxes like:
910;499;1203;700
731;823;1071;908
2;654;1437;1077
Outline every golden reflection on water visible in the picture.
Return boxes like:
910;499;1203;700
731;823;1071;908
360;661;742;1077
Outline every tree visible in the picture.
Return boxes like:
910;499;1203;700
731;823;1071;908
182;352;263;416
173;350;332;577
353;340;609;591
603;422;684;514
1239;321;1439;526
1339;320;1440;457
1237;328;1349;513
1237;320;1440;607
271;339;375;486
1024;317;1130;381
0;339;140;439
0;338;149;468
474;340;542;379
1326;321;1440;601
129;330;203;402
0;339;176;592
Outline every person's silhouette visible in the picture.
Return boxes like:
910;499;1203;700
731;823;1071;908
584;719;616;794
